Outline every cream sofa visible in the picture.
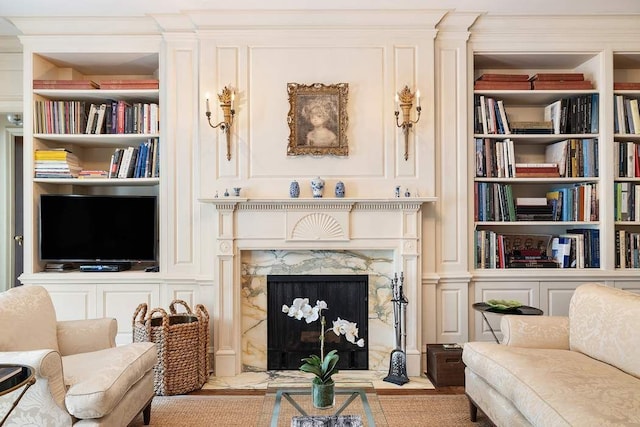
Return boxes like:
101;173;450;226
463;283;640;426
0;286;157;426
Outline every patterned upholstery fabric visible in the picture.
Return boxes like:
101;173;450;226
0;285;59;352
0;286;157;426
500;315;569;349
64;343;157;418
569;283;640;379
464;283;640;426
57;318;117;356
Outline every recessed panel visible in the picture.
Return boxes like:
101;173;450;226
249;46;385;178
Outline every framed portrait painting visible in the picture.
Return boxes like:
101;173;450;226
287;82;349;156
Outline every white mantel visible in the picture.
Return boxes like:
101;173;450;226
201;197;436;377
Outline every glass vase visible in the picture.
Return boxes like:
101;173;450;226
311;381;335;409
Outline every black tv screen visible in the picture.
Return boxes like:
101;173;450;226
39;194;157;263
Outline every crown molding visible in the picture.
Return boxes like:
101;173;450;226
7;16;161;35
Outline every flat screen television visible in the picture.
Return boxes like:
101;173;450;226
39;194;158;267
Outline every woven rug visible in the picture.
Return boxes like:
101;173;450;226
127;394;493;426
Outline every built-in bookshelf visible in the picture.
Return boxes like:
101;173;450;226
27;50;161;273
472;53;602;271
613;53;640;269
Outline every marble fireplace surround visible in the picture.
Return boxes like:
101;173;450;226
204;197;436;377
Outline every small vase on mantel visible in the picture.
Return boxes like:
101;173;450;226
311;176;325;198
335;181;345;198
311;380;335;409
289;180;300;198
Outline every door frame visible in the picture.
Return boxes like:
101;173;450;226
1;124;23;291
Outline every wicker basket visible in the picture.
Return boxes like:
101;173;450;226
133;300;210;396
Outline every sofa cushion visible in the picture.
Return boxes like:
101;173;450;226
463;341;640;426
63;342;157;419
0;285;59;352
500;315;569;349
569;283;640;379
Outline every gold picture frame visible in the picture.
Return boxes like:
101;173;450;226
287;82;349;156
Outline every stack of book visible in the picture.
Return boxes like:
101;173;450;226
474;74;531;90
530;73;594;90
515;197;554;221
515;163;560;178
78;170;108;179
34;149;81;178
510;121;554;134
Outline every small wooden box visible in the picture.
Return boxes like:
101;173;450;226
425;344;465;387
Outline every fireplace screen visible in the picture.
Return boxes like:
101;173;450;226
267;274;369;370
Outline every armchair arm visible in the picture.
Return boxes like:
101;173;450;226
57;318;117;356
500;315;570;349
0;349;67;410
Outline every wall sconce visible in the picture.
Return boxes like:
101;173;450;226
205;86;236;161
394;85;421;161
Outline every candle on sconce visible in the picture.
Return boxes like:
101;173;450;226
394;93;399;111
416;89;421;107
205;94;211;114
231;91;235;111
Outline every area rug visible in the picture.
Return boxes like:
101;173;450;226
128;394;493;426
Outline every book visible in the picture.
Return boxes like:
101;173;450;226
545;139;569;176
94;104;107;134
474;81;532;90
510;121;554;134
33;79;98;89
530;73;585;81
476;73;530;81
532;80;594;90
99;79;159;89
630;99;640;134
544;100;562;134
516;197;548;206
85;103;98;134
497;100;511;134
614;82;640;90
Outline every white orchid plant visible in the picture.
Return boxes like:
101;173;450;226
282;298;365;385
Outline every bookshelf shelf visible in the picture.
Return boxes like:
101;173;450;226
34;89;159;103
473;89;598;105
34;177;159;186
476;221;599;226
474;177;599;184
34;134;160;147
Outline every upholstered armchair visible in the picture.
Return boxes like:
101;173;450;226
0;285;157;426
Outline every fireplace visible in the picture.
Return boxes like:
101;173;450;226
204;197;435;377
267;274;369;370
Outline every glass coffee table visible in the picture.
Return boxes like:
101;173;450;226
259;383;388;426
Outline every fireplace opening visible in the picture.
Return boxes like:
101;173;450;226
267;274;369;371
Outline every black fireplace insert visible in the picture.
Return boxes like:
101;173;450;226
267;274;369;371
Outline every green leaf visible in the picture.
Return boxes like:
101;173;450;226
299;350;340;384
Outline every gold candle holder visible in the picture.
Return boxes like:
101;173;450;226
205;86;236;161
394;85;421;161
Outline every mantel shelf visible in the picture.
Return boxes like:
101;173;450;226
199;197;437;211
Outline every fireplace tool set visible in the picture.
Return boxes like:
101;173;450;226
383;272;410;385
